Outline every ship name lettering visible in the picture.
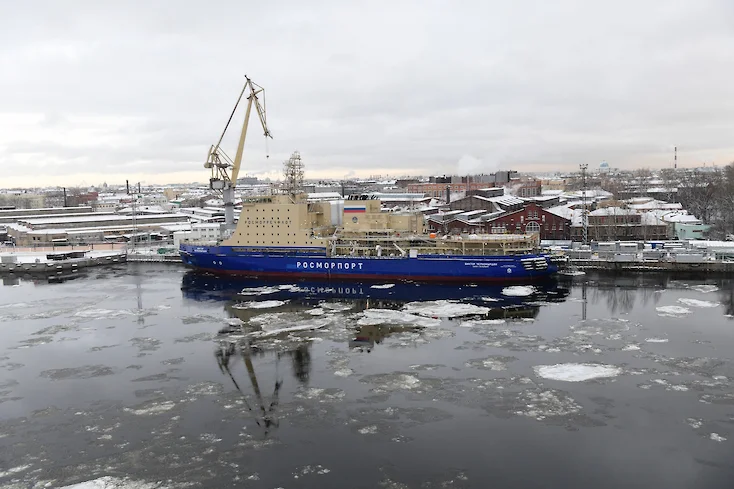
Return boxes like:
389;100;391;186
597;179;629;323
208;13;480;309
296;261;364;270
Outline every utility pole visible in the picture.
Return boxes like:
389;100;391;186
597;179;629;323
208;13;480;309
580;164;589;246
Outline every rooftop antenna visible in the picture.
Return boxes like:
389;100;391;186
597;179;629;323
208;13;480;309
674;146;677;170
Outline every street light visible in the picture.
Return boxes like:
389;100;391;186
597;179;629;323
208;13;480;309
580;164;589;246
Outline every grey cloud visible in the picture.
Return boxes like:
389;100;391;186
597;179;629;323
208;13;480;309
2;0;734;186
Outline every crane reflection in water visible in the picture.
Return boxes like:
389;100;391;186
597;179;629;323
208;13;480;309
214;334;314;436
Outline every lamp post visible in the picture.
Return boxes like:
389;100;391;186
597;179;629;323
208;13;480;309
580;164;589;246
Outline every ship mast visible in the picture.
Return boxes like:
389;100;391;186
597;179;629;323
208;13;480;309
204;76;272;230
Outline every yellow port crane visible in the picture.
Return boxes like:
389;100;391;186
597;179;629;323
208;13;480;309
204;75;272;229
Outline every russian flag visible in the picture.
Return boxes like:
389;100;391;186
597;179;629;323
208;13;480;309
344;206;366;213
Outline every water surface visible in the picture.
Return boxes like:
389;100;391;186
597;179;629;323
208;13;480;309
1;265;734;488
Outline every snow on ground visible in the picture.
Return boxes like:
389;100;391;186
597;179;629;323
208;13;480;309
0;250;122;264
677;298;720;308
370;283;395;289
402;300;489;318
656;305;692;317
233;300;289;309
502;286;535;297
533;363;623;382
559;270;586;276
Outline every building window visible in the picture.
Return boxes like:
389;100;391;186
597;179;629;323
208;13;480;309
526;222;541;234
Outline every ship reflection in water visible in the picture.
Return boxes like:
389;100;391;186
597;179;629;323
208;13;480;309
181;271;569;435
182;270;570;349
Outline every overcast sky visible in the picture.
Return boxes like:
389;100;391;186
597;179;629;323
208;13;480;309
2;0;734;188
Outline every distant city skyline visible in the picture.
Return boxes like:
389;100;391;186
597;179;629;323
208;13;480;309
2;0;734;188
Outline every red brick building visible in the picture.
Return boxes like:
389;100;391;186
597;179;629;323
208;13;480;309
485;203;570;240
426;203;571;240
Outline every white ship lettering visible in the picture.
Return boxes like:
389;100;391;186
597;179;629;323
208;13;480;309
297;261;364;270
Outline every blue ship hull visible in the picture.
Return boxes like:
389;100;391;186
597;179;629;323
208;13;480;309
180;244;558;283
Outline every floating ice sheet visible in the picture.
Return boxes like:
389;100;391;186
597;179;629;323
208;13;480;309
255;319;332;337
656;305;692;317
320;302;354;312
677;298;719;308
690;284;719;293
460;318;507;327
502;286;536;297
239;286;280;295
370;283;395;289
73;308;135;319
59;477;169;488
645;337;669;343
402;300;489;318
357;309;440;327
534;363;622;382
233;300;289;309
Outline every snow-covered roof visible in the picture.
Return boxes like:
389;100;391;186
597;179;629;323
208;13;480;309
546;204;582;226
661;213;701;224
589;207;638;216
487;195;524;206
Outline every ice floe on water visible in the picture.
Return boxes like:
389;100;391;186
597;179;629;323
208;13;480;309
370;283;395;289
514;389;583;420
622;344;641;351
460;318;506;327
465;355;517;371
293;387;345;403
123;400;176;416
690;284;719;294
233;299;289;309
358;425;378;435
502;286;535;297
73;308;135;319
677;298;720;308
320;302;354;312
239;286;279;295
533;363;622;382
655;305;692;317
686;418;703;429
710;433;727;442
0;464;32;478
59;476;170;488
645;337;669;343
333;368;354;377
402;300;489;318
254;318;332;338
357;309;440;327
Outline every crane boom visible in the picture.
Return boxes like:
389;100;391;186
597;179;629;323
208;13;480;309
205;76;273;229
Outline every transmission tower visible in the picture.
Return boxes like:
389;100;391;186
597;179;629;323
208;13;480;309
283;151;304;198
